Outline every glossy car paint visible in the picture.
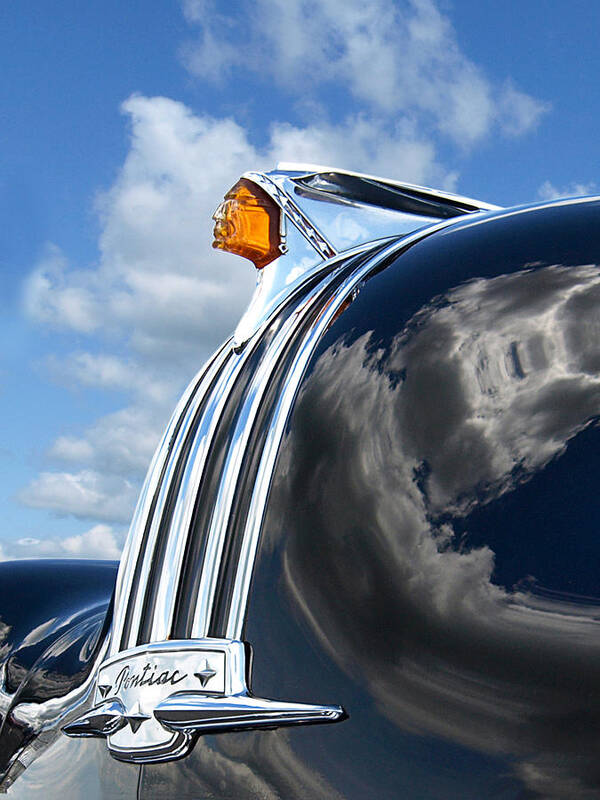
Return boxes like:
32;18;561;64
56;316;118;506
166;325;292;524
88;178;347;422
0;560;124;795
140;199;600;799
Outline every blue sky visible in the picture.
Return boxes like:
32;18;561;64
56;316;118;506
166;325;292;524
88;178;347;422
1;0;599;559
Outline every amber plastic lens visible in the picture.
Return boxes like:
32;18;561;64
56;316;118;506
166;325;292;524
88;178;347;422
212;178;281;270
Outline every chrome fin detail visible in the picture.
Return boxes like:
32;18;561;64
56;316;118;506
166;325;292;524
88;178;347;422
62;700;127;738
155;693;344;734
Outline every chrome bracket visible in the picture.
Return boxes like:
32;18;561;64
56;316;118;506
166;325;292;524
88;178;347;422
245;171;337;260
63;639;344;764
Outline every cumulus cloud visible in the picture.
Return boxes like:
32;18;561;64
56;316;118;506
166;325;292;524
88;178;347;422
46;352;173;405
0;525;125;561
18;470;138;524
47;405;163;477
23;244;99;334
21;97;260;525
181;0;549;145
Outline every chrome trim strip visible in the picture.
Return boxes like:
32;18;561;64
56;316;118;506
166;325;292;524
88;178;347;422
245;171;337;259
225;217;467;639
154;692;344;734
147;346;257;644
110;344;230;656
275;162;501;211
117;344;232;653
190;267;346;638
62;700;127;738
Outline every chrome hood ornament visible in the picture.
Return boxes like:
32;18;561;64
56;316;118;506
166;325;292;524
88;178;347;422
233;164;499;347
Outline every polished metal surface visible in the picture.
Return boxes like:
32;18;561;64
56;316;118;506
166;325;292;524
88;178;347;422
110;342;231;657
265;165;500;251
54;169;513;772
112;238;368;653
233;165;498;347
64;638;343;764
238;197;600;800
246;171;338;260
10;184;600;795
65;208;480;768
66;234;357;765
145;346;254;645
0;639;109;791
190;259;351;638
62;700;128;738
155;693;343;733
275;162;501;212
233;231;374;349
118;342;233;653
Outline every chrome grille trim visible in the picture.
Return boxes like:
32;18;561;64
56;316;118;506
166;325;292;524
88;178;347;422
224;216;475;638
122;344;235;651
146;340;264;644
189;272;344;638
110;343;230;657
109;259;351;655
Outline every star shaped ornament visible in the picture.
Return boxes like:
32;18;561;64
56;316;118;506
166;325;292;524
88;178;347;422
125;701;151;733
194;659;217;688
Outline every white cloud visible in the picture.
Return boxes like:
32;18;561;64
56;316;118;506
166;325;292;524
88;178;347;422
497;81;551;137
25;96;260;364
47;405;163;477
538;180;598;201
21;97;264;524
23;244;99;333
46;352;173;405
18;470;138;524
0;525;125;561
181;0;549;145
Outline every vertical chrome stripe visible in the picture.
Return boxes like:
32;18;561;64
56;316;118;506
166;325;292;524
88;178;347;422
146;340;260;644
225;239;408;639
189;272;342;638
119;344;232;652
109;344;230;657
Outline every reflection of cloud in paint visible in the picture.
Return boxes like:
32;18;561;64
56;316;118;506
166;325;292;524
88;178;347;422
141;730;345;800
276;263;600;797
395;264;600;515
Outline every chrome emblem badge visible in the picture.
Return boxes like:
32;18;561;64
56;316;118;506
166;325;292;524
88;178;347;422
63;638;344;764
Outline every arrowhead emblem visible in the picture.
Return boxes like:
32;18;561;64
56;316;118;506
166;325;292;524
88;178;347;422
194;659;217;688
98;684;112;699
125;701;150;733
